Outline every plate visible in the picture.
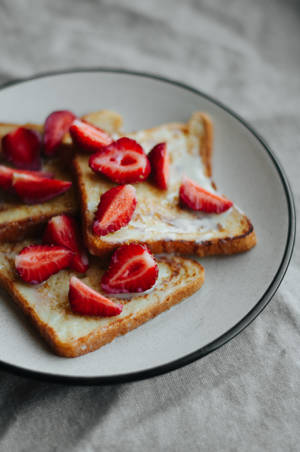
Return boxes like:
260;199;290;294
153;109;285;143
0;69;295;384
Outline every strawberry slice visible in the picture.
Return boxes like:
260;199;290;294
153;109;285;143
180;178;233;213
72;253;89;274
2;127;41;170
12;172;72;204
0;166;15;190
43;214;89;273
69;119;112;153
101;244;159;294
0;165;53;191
148;142;169;190
15;245;73;284
44;110;76;157
69;276;123;316
89;137;151;184
93;185;137;236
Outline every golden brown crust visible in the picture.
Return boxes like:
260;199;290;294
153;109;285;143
84;218;256;259
72;157;91;254
0;253;204;357
0;205;76;242
198;113;213;178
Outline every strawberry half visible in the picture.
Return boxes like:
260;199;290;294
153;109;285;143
44;110;76;157
69;119;112;153
89;137;151;184
148;142;169;190
43;214;89;273
2;127;41;170
69;276;123;317
93;185;137;236
15;245;73;284
180;178;233;213
0;165;53;191
101;244;159;294
12;172;72;204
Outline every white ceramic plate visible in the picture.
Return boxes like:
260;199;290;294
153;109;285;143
0;69;295;384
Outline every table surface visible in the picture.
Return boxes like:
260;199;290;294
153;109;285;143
0;0;299;451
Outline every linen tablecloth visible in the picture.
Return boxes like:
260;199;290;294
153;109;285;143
0;0;299;450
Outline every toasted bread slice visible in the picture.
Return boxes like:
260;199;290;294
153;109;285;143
0;157;76;241
74;113;256;257
0;110;123;241
0;241;204;357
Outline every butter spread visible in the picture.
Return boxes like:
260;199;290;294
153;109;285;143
96;123;238;244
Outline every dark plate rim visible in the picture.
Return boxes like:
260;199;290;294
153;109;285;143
0;67;296;385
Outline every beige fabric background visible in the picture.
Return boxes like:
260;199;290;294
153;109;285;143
0;0;299;450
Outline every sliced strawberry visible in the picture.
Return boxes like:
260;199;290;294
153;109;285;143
12;172;72;204
93;185;137;236
72;253;89;273
43;214;78;252
89;137;151;184
43;214;89;273
2;127;41;170
69;119;112;153
69;276;123;317
44;110;76;157
101;244;159;294
0;165;53;191
148;142;169;190
180;178;233;213
0;166;14;190
15;245;73;284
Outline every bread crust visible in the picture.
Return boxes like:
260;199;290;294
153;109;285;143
0;254;204;357
198;113;213;178
0;206;76;242
85;219;256;259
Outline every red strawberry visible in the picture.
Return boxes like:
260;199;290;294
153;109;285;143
69;276;123;317
148;142;169;190
15;245;73;284
89;137;151;184
93;185;137;236
43;214;89;273
44;110;76;157
180;178;233;213
72;253;89;273
101;244;159;294
69;119;112;153
0;166;15;190
2;127;41;170
12;172;72;204
0;165;53;191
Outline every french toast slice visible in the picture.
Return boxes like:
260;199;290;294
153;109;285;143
73;113;256;257
0;110;123;241
0;240;204;357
